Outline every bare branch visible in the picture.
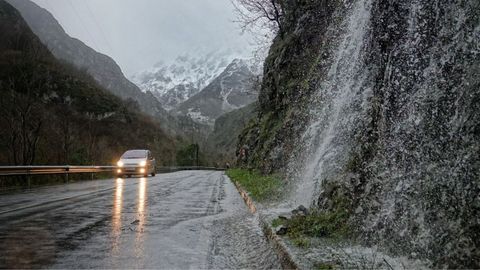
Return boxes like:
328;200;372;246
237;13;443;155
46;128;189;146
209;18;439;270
231;0;285;38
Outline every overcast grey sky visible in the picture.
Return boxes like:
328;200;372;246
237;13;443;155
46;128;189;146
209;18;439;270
31;0;256;76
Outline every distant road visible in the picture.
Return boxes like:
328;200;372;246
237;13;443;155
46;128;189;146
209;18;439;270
0;171;280;269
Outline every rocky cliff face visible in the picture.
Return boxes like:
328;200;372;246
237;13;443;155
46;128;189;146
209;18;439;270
5;0;188;134
239;0;479;267
175;59;258;126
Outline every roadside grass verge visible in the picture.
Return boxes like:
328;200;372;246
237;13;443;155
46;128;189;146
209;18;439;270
226;168;283;202
272;208;350;248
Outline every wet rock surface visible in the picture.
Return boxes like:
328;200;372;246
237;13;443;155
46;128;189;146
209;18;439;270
0;171;280;269
238;0;480;266
275;226;288;236
292;205;309;217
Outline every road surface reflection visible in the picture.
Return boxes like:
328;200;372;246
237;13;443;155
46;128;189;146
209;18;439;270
111;178;123;253
135;178;147;258
0;172;282;269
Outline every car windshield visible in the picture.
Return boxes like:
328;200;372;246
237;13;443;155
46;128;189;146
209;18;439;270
121;150;147;159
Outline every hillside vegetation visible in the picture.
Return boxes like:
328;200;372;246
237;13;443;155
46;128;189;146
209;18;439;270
5;0;209;139
0;0;176;167
206;103;257;164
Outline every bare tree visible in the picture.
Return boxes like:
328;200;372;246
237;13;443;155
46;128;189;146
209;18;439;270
232;0;285;38
0;88;43;166
85;115;99;165
57;104;75;164
0;33;48;166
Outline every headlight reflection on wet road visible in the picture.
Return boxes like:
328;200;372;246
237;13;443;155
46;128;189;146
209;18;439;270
111;177;148;258
111;178;124;253
135;178;147;258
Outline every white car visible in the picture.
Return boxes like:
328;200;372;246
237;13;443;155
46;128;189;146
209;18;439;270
116;149;156;178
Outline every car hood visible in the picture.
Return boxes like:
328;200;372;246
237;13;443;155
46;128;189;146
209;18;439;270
120;158;146;165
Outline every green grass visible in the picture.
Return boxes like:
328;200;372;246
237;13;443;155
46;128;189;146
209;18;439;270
226;169;283;202
288;210;350;239
292;237;311;248
271;218;284;228
272;208;350;248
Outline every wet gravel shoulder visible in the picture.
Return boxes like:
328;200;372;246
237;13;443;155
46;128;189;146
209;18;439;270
207;174;281;269
229;181;431;270
254;207;432;270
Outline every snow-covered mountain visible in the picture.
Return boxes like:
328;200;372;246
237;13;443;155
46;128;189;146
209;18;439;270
132;50;244;111
5;0;194;135
174;59;258;126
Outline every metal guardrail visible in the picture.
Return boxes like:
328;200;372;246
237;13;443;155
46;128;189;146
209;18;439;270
0;166;116;176
0;166;225;177
157;166;226;173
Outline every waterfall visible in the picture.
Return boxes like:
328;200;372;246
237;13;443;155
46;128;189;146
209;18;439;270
285;0;479;265
291;0;373;207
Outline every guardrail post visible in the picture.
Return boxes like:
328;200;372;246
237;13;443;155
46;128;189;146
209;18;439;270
26;168;31;188
65;167;69;183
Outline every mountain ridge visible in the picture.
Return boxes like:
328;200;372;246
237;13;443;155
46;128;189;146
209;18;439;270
0;0;177;166
4;0;190;135
132;50;245;111
174;59;258;126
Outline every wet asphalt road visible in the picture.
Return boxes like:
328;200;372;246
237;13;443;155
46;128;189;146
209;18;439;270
0;171;281;269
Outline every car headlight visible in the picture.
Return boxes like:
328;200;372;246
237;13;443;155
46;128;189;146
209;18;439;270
139;160;147;167
117;160;124;167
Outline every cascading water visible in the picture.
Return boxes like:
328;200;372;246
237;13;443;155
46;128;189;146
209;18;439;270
291;0;374;207
283;0;479;266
